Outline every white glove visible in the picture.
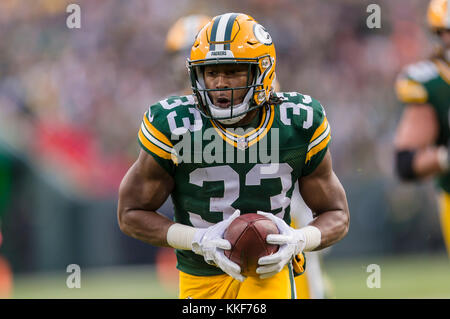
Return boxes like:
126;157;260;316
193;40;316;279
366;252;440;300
191;210;246;282
256;211;306;279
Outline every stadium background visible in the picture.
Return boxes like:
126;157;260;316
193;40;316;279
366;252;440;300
0;0;449;298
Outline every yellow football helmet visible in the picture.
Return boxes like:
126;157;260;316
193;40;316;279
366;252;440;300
187;13;276;124
427;0;450;31
166;14;212;53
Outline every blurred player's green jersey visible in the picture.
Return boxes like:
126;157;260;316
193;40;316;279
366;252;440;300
396;57;450;192
0;152;13;221
137;92;331;276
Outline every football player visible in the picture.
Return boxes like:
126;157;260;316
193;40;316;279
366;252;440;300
0;156;13;298
394;0;450;255
163;14;328;299
118;13;349;299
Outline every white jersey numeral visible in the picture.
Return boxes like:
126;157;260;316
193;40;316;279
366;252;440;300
188;164;293;226
280;102;313;129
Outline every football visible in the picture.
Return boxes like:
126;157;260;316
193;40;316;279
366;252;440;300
224;213;279;277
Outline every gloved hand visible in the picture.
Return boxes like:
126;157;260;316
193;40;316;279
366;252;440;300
256;211;306;279
191;209;246;282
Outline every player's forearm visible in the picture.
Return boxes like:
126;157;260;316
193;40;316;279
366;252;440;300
396;146;447;181
309;208;349;250
118;208;174;247
412;146;447;178
117;153;177;247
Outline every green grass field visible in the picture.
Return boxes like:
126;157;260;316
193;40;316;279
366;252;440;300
8;253;450;299
322;253;450;299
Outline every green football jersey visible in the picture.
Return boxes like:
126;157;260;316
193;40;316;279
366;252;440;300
396;58;450;192
138;92;331;276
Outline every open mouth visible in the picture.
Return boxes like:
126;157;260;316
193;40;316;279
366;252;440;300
215;97;231;108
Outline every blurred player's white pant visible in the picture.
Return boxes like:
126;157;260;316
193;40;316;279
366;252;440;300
290;182;326;299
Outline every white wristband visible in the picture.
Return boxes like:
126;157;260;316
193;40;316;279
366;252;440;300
166;223;197;250
300;226;322;251
437;146;449;171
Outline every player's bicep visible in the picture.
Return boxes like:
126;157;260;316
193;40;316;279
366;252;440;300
298;150;348;216
118;150;174;214
394;103;439;150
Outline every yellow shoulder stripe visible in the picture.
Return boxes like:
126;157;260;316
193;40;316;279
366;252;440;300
143;112;174;147
310;117;328;143
138;129;174;162
305;132;330;163
395;78;428;104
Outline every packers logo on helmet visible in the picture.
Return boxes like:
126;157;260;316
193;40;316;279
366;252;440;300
187;13;276;125
427;0;450;31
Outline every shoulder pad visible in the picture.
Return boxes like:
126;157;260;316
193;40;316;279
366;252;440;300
395;76;428;104
403;60;439;84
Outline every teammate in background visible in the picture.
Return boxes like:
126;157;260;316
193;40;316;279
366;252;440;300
165;14;212;95
118;13;349;299
0;154;13;298
394;0;450;255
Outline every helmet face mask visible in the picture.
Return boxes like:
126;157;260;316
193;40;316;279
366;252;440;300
188;59;270;124
187;13;276;125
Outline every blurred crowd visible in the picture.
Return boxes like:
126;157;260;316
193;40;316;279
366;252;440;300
0;0;444;260
0;0;434;198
